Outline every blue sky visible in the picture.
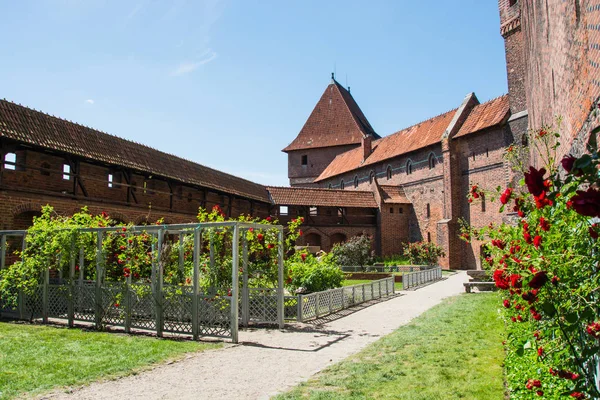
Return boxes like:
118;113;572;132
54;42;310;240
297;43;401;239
0;1;507;187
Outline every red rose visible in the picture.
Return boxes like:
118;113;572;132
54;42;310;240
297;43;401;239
300;253;307;262
533;235;542;248
522;291;538;304
537;347;544;357
528;271;548;289
257;233;264;241
249;228;254;233
570;188;600;217
589;225;599;239
500;187;513;205
503;299;510;308
570;392;585;399
524;166;548;197
267;243;274;249
533;313;542;321
122;227;127;232
299;230;303;236
523;232;532;244
493;269;510;289
510;274;523;288
518;210;525;218
561;155;577;173
539;217;550;231
536;390;543;396
551;276;559;285
266;216;272;222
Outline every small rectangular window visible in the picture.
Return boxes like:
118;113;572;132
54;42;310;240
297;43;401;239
390;207;394;214
62;164;71;180
301;155;308;166
3;153;16;170
108;174;113;188
279;205;288;216
399;207;403;214
426;203;431;218
309;206;318;216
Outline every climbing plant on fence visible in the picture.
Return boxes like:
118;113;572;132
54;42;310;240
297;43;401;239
461;125;600;399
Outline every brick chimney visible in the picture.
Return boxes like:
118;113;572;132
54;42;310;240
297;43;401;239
361;134;372;162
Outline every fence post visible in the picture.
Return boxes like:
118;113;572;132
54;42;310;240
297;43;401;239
192;228;200;340
68;239;75;328
341;288;346;309
328;290;333;314
362;283;365;303
124;256;132;334
277;229;284;329
231;225;240;343
0;234;5;270
241;232;249;327
156;229;164;338
94;231;103;329
42;268;49;323
297;294;304;322
315;292;320;318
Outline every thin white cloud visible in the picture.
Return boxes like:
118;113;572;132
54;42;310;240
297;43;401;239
171;50;218;76
126;3;144;20
84;99;95;105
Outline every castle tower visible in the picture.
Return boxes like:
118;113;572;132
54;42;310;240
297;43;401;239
283;74;379;187
499;0;527;115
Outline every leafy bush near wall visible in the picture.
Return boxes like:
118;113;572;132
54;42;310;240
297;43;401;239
403;241;445;266
461;125;600;399
286;251;344;294
331;235;374;267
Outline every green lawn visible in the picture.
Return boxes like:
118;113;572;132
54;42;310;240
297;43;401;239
0;322;220;399
274;293;505;400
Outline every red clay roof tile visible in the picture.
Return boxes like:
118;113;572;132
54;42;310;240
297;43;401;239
266;186;377;208
315;108;457;181
282;80;380;152
454;95;510;138
0;99;269;202
379;185;410;204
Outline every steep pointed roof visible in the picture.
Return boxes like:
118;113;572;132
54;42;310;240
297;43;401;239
282;78;380;152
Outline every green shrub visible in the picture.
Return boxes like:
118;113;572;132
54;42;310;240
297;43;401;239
403;241;445;265
286;252;344;294
331;235;374;267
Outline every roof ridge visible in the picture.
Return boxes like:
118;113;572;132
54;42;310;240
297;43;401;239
266;185;374;194
473;93;509;106
0;99;266;190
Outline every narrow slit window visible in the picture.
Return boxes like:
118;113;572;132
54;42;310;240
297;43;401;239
3;153;16;170
406;160;412;175
386;166;392;180
369;170;375;184
427;232;431;243
340;180;345;189
353;175;359;188
426;203;431;218
62;164;71;180
108;174;113;188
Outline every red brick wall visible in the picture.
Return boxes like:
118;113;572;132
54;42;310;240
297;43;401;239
0;146;271;230
379;204;409;256
287;145;358;187
515;0;600;158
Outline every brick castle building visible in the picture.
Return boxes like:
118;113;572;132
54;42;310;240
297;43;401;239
1;0;599;270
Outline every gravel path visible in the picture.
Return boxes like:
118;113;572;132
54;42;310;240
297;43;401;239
43;272;469;400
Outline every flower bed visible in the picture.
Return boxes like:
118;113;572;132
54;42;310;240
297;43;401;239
462;125;600;399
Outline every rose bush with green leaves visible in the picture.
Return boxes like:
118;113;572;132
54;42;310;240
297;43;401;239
403;241;445;266
461;125;600;399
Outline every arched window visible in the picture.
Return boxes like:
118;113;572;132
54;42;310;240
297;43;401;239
428;153;436;169
369;170;375;184
406;160;413;175
340;179;345;189
426;203;431;218
386;165;392;180
328;183;332;189
353;175;359;188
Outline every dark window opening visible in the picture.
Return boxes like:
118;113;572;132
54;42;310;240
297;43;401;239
481;194;486;212
472;152;476;161
328;183;332;189
40;162;51;176
426;203;431;218
522;134;529;146
427;232;431;242
428;154;436;169
399;207;403;214
386;166;392;180
301;155;308;166
340;180;345;189
406;161;412;175
353;175;359;188
486;148;489;157
509;0;517;6
390;207;394;214
369;170;375;184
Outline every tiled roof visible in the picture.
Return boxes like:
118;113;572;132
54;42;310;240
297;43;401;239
315;108;457;181
454;95;510;138
0;99;270;202
266;186;378;208
379;185;410;204
282;80;380;152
